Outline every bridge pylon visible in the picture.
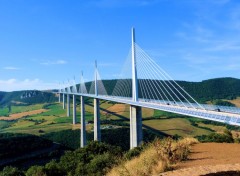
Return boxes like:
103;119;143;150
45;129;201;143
132;28;138;102
130;27;143;149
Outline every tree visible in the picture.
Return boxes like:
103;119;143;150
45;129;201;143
26;166;46;176
0;166;24;176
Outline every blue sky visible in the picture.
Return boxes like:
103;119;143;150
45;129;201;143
1;0;240;91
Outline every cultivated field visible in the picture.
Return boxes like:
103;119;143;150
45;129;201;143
0;100;219;137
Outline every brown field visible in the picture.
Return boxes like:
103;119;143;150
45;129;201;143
72;124;92;131
160;143;240;176
226;97;240;107
0;109;48;120
104;104;127;115
142;107;154;118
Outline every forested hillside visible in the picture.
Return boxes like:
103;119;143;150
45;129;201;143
83;77;240;103
1;77;240;106
178;77;240;102
0;90;57;106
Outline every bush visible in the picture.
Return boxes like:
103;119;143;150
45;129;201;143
0;166;24;176
86;153;117;176
44;160;65;176
124;146;143;160
197;130;234;143
214;100;235;107
107;137;197;176
58;141;122;176
235;138;240;143
26;166;46;176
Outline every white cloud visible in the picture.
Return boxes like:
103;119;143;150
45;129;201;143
0;78;59;92
40;60;67;65
224;64;240;71
3;67;20;70
203;41;240;52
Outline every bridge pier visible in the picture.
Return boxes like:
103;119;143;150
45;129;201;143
72;95;76;124
94;98;101;141
63;93;65;109
59;93;61;103
67;94;70;117
81;96;86;147
130;105;142;149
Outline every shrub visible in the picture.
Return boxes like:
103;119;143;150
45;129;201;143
26;166;46;176
44;160;65;176
107;137;197;176
235;138;240;143
86;152;117;176
124;146;143;160
57;141;122;176
0;166;24;176
108;147;166;176
197;132;234;143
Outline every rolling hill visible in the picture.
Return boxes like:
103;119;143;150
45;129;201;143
87;77;240;103
0;90;57;106
1;77;240;106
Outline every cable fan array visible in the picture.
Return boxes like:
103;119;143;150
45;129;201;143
60;42;204;111
134;43;204;110
58;41;240;126
112;48;132;99
88;69;108;96
79;73;88;94
110;43;204;110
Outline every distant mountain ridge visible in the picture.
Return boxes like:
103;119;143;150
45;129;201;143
97;77;240;103
0;90;57;106
177;77;240;102
0;77;240;106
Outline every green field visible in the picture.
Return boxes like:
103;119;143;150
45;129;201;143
143;118;212;137
1;98;238;172
0;103;74;135
0;100;218;138
0;104;44;116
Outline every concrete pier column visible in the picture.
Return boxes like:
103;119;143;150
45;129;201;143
63;94;65;109
67;94;70;117
94;98;101;141
80;96;86;147
72;95;76;124
59;93;61;103
130;105;142;149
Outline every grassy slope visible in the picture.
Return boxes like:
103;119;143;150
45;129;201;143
143;118;211;137
0;100;215;137
1;77;240;137
0;103;73;135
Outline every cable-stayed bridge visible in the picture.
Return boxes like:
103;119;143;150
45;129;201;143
58;28;240;149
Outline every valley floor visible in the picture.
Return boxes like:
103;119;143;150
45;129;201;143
159;143;240;176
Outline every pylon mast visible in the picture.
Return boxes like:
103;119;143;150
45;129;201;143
132;27;138;102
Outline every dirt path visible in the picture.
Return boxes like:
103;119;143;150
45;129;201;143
0;109;48;120
159;143;240;176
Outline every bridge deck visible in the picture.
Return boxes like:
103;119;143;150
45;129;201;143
60;92;240;126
